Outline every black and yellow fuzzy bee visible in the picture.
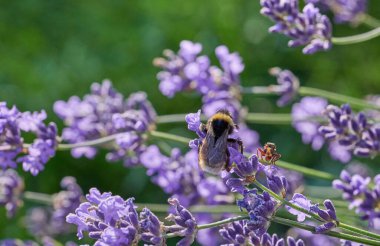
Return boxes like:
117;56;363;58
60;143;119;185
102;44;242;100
198;109;243;174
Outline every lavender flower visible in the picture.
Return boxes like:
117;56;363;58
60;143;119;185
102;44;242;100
156;41;260;151
237;189;278;236
307;0;367;23
166;198;197;246
260;0;332;54
333;170;380;229
26;177;83;236
66;188;140;245
286;193;338;233
292;97;327;151
67;188;198;246
141;145;233;245
269;67;300;107
0;103;58;175
0;169;24;217
54;80;156;167
225;147;262;194
220;220;305;246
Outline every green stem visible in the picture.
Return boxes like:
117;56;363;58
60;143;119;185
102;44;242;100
197;215;249;230
254;180;380;241
332;27;380;45
245;113;293;125
360;14;380;28
272;217;380;246
23;191;53;205
57;133;124;150
299;86;380;110
149;130;191;144
276;160;337;181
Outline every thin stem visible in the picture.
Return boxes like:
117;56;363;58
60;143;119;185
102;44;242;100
57;133;124;150
272;217;380;246
299;87;380;110
245;113;293;125
23;191;53;205
360;14;380;28
340;222;380;241
276;160;337;181
242;85;379;110
254;180;380;241
332;27;380;45
197;215;249;230
149;130;191;145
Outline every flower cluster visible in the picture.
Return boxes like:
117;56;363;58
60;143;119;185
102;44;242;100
260;0;332;54
237;189;279;236
319;103;380;160
140;145;233;245
66;188;197;246
333;170;380;229
0;102;58;175
292;97;353;163
26;177;83;236
155;42;260;152
268;67;300;107
0;169;24;217
54;80;156;167
288;227;339;246
220;220;305;246
307;0;367;23
287;193;339;233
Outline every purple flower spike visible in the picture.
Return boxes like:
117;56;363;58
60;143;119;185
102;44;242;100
54;80;156;167
334;170;380;229
310;200;338;233
66;188;140;245
140;208;164;245
269;67;300;107
0;169;24;217
267;172;288;198
292;97;328;151
0;103;58;175
306;0;367;23
260;0;332;54
166;198;197;246
237;189;278;236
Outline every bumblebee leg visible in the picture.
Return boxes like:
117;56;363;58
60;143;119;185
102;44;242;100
227;138;244;154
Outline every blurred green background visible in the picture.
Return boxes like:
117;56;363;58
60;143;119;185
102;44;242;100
0;0;379;244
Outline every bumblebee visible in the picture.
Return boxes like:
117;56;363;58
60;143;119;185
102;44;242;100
257;142;281;165
198;110;243;174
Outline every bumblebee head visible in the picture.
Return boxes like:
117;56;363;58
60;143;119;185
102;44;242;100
208;109;236;136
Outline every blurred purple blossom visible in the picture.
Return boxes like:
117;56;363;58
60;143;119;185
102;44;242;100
54;80;156;167
292;97;327;151
0;239;39;246
26;177;83;237
220;220;305;245
269;67;300;107
0;169;24;217
260;0;332;54
0;102;58;175
288;227;339;246
333;170;380;229
307;0;367;23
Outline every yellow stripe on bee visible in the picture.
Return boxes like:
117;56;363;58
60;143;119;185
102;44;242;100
209;112;234;126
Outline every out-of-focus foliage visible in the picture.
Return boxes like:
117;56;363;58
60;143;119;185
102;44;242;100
0;0;379;244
